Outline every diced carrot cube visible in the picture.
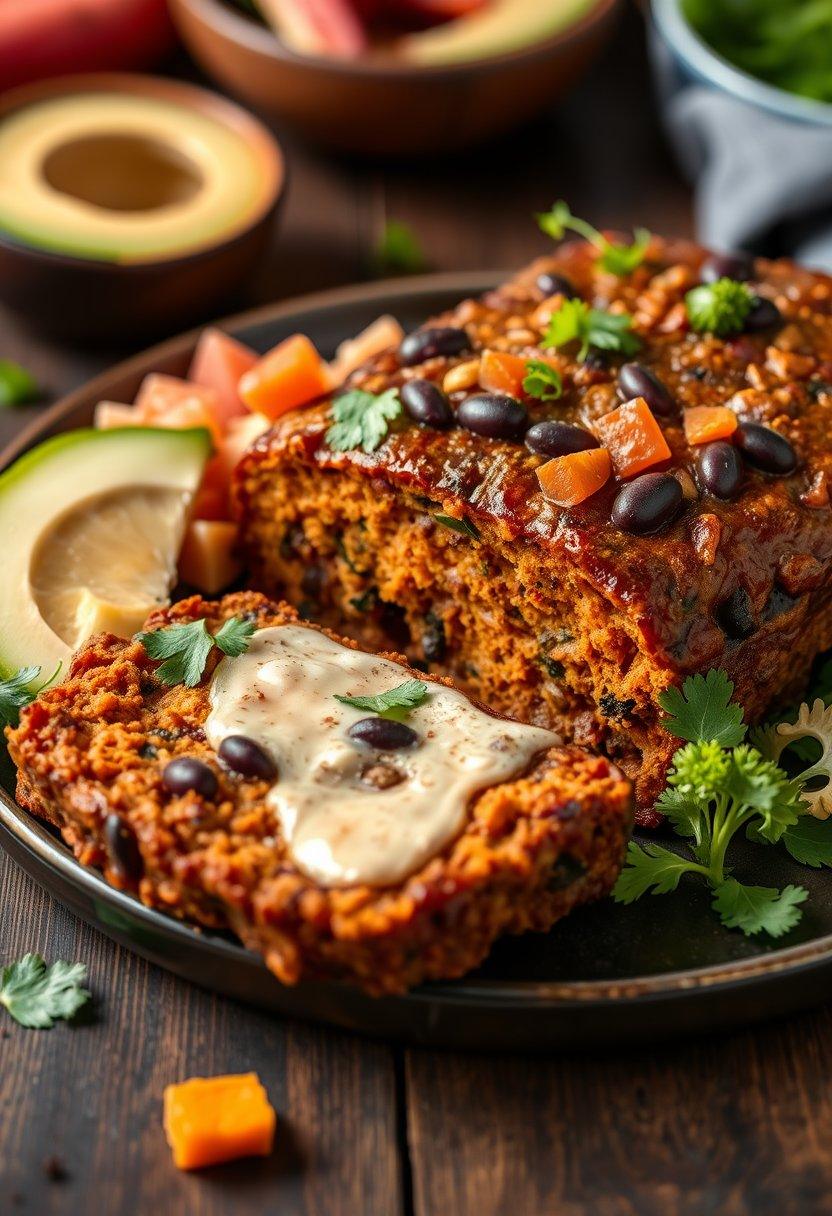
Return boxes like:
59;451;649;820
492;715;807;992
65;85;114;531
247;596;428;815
163;1073;276;1172
239;334;334;420
594;397;671;478
683;405;738;446
94;401;140;429
479;351;526;396
135;374;222;446
330;315;405;383
178;520;241;594
188;329;258;429
537;447;612;507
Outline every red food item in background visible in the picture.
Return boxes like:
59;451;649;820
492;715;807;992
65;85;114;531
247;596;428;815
388;0;487;23
0;0;176;93
256;0;367;57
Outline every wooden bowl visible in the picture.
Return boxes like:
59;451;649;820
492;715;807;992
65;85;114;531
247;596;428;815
169;0;622;157
0;74;285;342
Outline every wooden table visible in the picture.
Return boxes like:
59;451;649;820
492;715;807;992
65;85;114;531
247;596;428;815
4;11;832;1214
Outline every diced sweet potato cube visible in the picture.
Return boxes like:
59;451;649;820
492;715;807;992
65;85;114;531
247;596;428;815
330;315;405;382
163;1073;276;1171
479;351;526;397
135;374;222;446
188;329;258;429
239;334;334;420
178;520;241;594
94;401;140;429
594;397;671;478
683;405;738;446
537;447;612;507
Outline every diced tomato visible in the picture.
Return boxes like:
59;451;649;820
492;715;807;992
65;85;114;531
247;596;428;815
94;401;140;429
330;315;405;383
192;455;231;521
537;448;612;507
178;520;241;595
134;374;222;446
594;397;671;479
239;335;334;420
218;413;272;484
188;329;258;430
479;350;562;398
683;405;738;446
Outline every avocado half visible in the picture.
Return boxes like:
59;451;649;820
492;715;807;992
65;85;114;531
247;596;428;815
402;0;597;63
0;426;211;679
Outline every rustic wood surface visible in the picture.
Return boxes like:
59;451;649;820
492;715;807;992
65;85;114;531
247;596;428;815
6;10;827;1215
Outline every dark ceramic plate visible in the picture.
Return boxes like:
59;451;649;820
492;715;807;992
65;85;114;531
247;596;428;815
3;273;832;1050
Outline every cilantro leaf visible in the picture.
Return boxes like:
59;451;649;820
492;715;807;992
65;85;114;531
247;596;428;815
137;616;255;687
536;201;650;276
373;220;426;276
334;678;429;716
0;954;90;1029
326;388;402;454
598;227;652;276
711;879;808;938
685;279;755;336
522;360;563;402
543;298;641;362
0;663;62;727
612;841;701;902
0;359;39;407
783;816;832;867
722;745;803;843
433;513;480;540
659;669;747;746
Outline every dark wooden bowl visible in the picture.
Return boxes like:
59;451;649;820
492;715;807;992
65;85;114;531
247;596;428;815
169;0;622;157
0;74;285;342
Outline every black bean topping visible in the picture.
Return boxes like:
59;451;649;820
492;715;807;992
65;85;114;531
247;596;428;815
696;441;744;500
218;735;277;780
717;588;755;640
399;326;470;367
583;350;609;371
744;296;782;333
536;271;575;298
162;757;218;800
400;379;453;429
104;813;144;883
456;393;527;441
347;717;419;750
617;362;675;417
734;421;796;475
525;420;599;458
611;473;684;535
700;251;754;284
599;693;636;720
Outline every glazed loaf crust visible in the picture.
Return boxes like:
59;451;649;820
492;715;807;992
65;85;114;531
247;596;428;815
7;593;632;994
234;240;832;823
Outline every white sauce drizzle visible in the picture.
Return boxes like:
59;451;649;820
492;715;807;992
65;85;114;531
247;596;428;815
206;625;559;888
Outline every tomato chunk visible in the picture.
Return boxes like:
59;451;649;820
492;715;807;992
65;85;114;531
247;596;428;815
163;1073;276;1171
683;405;738;446
594;397;671;478
239;335;334;420
188;329;258;429
537;447;612;507
134;374;222;445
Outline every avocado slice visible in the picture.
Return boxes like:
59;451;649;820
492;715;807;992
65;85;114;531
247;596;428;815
0;427;211;679
401;0;596;64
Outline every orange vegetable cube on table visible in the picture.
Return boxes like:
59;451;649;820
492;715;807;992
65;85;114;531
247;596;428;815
239;334;334;420
594;397;671;478
537;447;612;507
163;1073;276;1171
683;405;738;446
188;328;258;429
134;374;222;446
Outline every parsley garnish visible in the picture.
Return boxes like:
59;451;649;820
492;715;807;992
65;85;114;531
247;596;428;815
536;200;651;276
335;678;429;717
685;278;755;336
374;220;427;276
326;388;402;454
433;513;480;540
137;616;255;687
0;359;39;407
522;360;563;402
782;816;832;868
660;669;746;748
0;663;62;727
0;954;90;1029
543;298;641;362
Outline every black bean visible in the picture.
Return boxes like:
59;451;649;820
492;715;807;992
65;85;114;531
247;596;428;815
525;420;598;458
104;813;144;883
744;296;782;333
162;757;218;800
347;717;419;750
456;393;527;441
400;379;453;429
717;588;755;640
617;362;675;417
536;271;575;298
611;473;684;535
696;441;744;499
700;251;754;284
735;421;796;474
399;326;470;367
583;350;609;371
218;735;277;780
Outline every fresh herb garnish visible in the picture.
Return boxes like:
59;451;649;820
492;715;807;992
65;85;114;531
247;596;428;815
137;616;256;687
522;360;563;402
536;200;651;276
335;678;429;717
374;220;427;276
685;278;755;336
326;388;402;454
543;298;641;362
0;954;90;1029
659;668;746;748
0;359;39;407
0;663;62;727
433;513;480;540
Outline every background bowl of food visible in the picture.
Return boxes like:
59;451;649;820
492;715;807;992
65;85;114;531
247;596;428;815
168;0;622;157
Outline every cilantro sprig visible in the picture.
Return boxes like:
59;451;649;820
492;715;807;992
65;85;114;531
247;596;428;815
137;616;255;687
1;954;90;1029
685;278;756;336
523;360;563;402
536;201;651;276
543;298;641;362
0;663;62;727
326;387;402;454
335;678;429;719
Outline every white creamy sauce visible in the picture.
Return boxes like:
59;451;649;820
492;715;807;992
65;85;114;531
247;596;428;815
206;625;559;888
